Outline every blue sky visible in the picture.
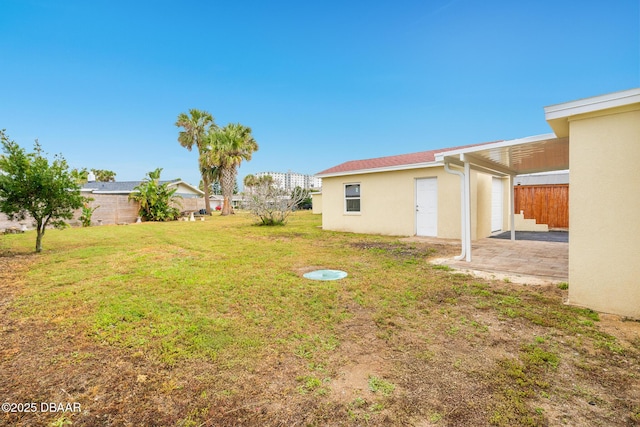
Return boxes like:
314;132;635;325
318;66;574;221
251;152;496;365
1;0;638;187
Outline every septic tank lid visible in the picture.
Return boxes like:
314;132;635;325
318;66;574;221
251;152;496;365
303;269;348;281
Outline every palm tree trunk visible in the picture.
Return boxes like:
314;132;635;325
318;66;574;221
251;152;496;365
221;168;235;216
202;174;212;215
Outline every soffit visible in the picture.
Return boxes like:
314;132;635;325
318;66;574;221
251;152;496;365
436;134;569;176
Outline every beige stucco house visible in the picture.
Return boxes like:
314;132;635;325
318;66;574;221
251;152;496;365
545;88;640;319
316;88;640;319
315;144;511;241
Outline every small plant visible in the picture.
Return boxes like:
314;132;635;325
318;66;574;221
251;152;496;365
595;337;625;354
368;375;395;396
429;411;443;422
498;295;521;306
296;375;327;395
500;307;518;318
369;402;384;412
521;343;559;369
350;397;367;408
49;415;72;427
79;198;99;227
557;282;569;290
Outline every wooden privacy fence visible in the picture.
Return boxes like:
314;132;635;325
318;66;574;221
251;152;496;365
514;184;569;229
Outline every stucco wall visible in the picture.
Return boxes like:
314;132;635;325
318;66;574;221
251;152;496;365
568;105;640;318
320;166;502;239
1;194;207;229
82;195;140;225
311;193;322;215
475;172;493;239
0;212;33;230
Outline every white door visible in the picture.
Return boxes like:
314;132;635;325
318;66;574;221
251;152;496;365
416;178;438;236
491;177;503;232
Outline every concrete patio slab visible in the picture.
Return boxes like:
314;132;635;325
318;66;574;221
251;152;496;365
444;238;568;284
404;236;568;285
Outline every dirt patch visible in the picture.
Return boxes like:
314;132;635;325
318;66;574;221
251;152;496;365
329;303;391;403
599;313;640;346
350;240;456;260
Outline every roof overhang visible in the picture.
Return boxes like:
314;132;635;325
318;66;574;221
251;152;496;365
315;161;442;178
435;133;569;176
545;88;640;137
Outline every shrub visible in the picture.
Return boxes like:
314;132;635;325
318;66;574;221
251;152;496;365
129;168;181;221
243;180;307;226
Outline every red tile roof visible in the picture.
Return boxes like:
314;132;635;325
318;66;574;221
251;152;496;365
316;141;500;176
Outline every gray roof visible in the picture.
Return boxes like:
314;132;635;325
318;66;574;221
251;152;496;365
81;181;146;193
515;172;569;186
81;180;203;195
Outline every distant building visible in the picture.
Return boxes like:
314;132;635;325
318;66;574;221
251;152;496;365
255;171;321;191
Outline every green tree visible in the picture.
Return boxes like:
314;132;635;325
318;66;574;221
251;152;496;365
90;168;116;182
244;174;273;194
243;174;258;190
0;130;84;253
128;168;181;221
71;167;117;183
71;167;89;184
175;109;216;214
203;123;258;216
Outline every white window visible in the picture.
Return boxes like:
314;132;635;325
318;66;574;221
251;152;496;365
345;183;360;213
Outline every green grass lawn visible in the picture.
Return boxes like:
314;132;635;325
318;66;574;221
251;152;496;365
1;211;639;426
7;213;353;365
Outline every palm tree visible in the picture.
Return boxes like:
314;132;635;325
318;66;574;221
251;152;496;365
203;123;258;215
175;109;216;214
243;174;258;194
91;168;117;182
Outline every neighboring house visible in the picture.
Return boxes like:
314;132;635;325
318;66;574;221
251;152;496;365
316;88;640;319
80;179;209;225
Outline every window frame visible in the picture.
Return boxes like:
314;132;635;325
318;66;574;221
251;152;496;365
344;183;361;214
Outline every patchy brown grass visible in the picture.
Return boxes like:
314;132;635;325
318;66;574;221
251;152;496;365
1;213;639;426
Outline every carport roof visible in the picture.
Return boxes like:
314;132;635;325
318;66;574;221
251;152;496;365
435;89;640;176
435;133;569;176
